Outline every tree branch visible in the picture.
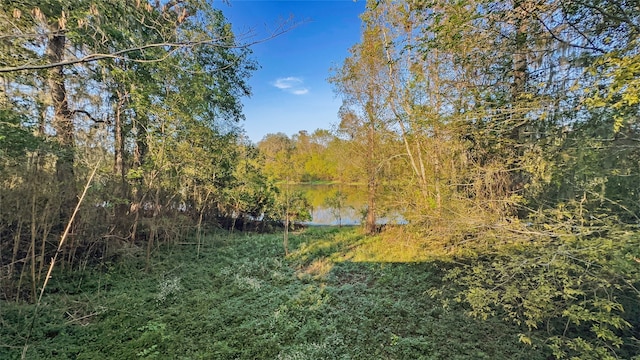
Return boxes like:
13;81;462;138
531;7;606;54
0;23;297;74
72;109;108;124
0;40;220;73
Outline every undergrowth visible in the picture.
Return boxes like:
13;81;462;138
1;227;548;359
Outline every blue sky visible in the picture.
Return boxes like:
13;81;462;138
214;1;367;143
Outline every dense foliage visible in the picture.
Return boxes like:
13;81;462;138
0;1;276;301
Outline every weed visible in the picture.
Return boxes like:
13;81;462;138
156;276;181;304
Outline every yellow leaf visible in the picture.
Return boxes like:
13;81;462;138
518;334;532;346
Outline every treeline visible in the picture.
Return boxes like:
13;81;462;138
256;130;349;183
0;1;291;301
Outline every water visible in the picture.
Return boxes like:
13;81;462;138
294;184;406;226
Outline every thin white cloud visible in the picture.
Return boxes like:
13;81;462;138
273;77;301;89
272;76;309;95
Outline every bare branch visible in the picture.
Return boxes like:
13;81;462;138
0;40;215;73
72;109;107;124
0;23;298;73
532;11;606;54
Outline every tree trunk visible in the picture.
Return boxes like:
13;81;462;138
47;29;76;225
510;0;529;143
283;214;289;256
145;188;161;272
366;177;377;234
130;115;147;242
196;209;204;258
508;0;531;200
114;91;125;182
113;89;130;234
365;102;378;235
283;184;290;256
30;193;37;302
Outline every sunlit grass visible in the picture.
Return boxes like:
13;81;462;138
295;257;334;280
348;228;451;263
291;226;459;264
297;223;552;265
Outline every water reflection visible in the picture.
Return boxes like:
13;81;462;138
308;206;362;226
294;184;406;226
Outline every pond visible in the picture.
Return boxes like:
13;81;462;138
294;184;406;226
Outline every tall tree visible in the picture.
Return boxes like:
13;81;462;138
330;12;394;234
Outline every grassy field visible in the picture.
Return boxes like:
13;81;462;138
1;227;546;359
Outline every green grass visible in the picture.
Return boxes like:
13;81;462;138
1;227;546;359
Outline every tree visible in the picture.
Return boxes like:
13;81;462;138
326;0;640;357
324;190;348;227
364;1;474;226
257;132;312;254
258;133;298;181
330;9;396;234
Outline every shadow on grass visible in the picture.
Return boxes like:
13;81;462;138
285;226;547;360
